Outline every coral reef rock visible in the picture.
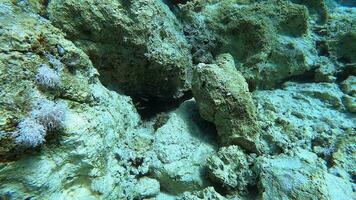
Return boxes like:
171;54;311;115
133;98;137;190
178;187;226;200
47;0;192;100
0;2;146;199
254;82;355;155
256;149;355;200
0;0;355;199
180;0;317;90
192;54;259;152
152;99;217;194
206;145;255;193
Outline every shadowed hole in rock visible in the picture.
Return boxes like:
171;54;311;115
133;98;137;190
335;64;356;83
316;40;329;56
163;0;190;7
278;69;317;88
246;185;259;199
132;90;193;120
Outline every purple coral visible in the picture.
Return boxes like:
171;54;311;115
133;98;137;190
14;99;67;148
30;99;67;131
35;64;61;89
15;118;46;148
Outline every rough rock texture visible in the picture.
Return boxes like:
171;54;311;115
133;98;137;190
179;0;318;90
0;2;95;159
312;4;356;81
47;0;192;100
178;187;226;200
152;99;217;194
206;145;255;193
341;76;356;95
0;2;151;199
254;82;355;156
192;54;259;152
340;76;356;113
134;177;160;198
256;149;354;200
1;0;355;199
329;134;356;182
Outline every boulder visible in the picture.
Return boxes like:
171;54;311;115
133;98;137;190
256;150;355;200
180;0;316;90
47;0;192;100
152;99;217;194
206;145;255;193
192;54;259;152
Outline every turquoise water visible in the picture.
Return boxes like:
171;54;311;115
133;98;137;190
0;0;355;199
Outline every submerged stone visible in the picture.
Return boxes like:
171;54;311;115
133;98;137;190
152;99;217;194
192;54;259;152
0;0;355;199
180;0;317;90
256;150;354;200
206;145;255;193
178;187;226;200
47;0;192;101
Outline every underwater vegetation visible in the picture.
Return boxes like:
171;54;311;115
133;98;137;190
0;0;355;199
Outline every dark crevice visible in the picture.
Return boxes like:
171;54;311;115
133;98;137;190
206;179;228;196
132;90;193;120
43;0;50;8
163;0;191;12
163;0;190;7
335;63;356;83
286;70;316;83
246;184;260;199
315;40;330;57
277;69;317;89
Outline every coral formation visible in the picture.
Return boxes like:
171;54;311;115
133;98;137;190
179;187;226;200
206;145;255;193
14;99;67;148
256;149;354;200
47;0;192;101
152;100;217;194
0;0;355;199
192;54;259;152
14;118;46;148
179;0;317;90
35;64;61;89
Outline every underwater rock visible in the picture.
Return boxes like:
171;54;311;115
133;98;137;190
313;6;356;79
341;76;356;96
47;0;192;100
330;31;356;64
256;149;355;200
180;0;317;90
134;177;160;198
254;82;355;156
342;95;356;113
0;0;355;199
178;187;226;200
12;0;49;15
192;54;259;152
314;58;337;83
152;99;217;194
341;76;356;113
0;2;95;158
330;134;356;182
206;145;255;193
291;0;329;23
0;2;147;199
